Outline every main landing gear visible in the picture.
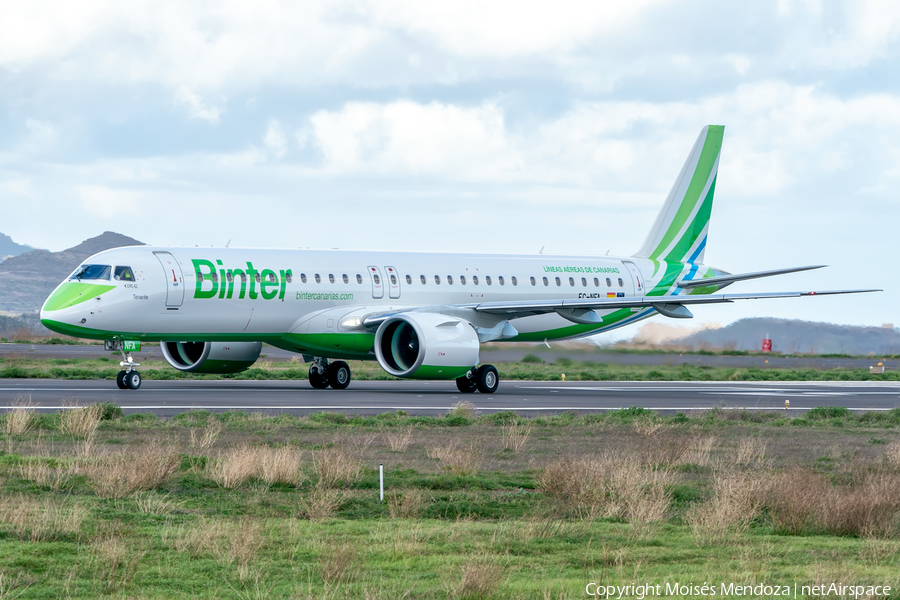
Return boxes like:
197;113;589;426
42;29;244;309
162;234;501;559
456;364;499;394
308;357;351;390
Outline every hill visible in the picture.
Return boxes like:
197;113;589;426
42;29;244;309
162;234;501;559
0;232;144;315
0;233;35;261
621;317;900;356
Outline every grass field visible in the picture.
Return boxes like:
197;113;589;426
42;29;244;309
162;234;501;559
1;354;897;382
1;404;900;598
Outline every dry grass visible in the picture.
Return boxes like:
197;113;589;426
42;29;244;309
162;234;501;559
536;453;673;527
318;542;357;584
445;561;504;600
0;494;86;542
313;447;361;488
760;467;827;535
220;517;265;569
209;444;304;488
681;435;716;467
427;442;481;476
189;420;223;451
90;534;144;595
385;426;414;452
884;441;900;469
634;421;693;466
501;422;533;452
58;403;103;440
300;488;344;521
450;401;478;419
387;490;426;519
4;395;34;442
133;491;183;515
171;518;226;558
17;462;76;492
81;444;180;499
686;471;764;545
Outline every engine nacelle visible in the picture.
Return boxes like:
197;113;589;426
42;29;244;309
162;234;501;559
374;313;479;379
160;341;262;374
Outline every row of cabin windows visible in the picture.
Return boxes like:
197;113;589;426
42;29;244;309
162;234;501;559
202;271;626;289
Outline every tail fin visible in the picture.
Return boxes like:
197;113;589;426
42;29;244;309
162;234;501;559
634;125;724;264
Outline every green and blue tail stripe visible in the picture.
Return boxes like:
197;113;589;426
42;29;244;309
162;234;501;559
634;125;724;266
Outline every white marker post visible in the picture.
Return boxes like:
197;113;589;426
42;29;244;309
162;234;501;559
379;464;384;502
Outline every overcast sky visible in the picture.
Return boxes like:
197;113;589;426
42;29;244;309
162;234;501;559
0;0;897;332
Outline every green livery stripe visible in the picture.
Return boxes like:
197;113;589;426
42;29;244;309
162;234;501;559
647;261;683;296
650;125;723;260
279;333;375;357
664;174;716;263
43;282;117;312
408;365;471;380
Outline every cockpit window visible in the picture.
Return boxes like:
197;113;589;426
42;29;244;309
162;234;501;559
114;266;134;281
70;264;111;281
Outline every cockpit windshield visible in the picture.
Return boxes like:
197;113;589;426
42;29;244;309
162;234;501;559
69;264;112;281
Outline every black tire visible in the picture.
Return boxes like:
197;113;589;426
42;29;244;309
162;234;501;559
456;376;477;393
116;370;128;389
125;370;142;390
328;361;351;390
309;366;329;389
475;365;499;394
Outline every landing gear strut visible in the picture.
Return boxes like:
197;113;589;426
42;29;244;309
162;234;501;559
456;364;499;394
308;357;352;390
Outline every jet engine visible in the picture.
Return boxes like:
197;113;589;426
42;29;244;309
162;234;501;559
160;341;262;374
374;313;479;379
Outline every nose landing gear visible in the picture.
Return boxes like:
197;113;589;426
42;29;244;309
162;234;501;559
107;340;142;390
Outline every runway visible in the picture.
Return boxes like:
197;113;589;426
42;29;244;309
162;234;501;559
0;380;897;417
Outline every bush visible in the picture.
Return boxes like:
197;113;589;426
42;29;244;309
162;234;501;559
521;354;544;363
806;406;852;420
97;402;123;420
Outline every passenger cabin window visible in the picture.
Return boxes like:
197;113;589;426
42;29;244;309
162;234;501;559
511;276;518;286
434;275;440;285
618;278;624;287
593;277;599;287
460;275;466;285
114;266;134;281
606;278;612;287
343;274;349;284
420;275;426;284
286;273;292;283
447;275;453;285
301;273;307;283
328;274;335;284
70;264;111;281
530;277;536;286
498;276;505;286
227;272;234;283
390;274;397;285
315;274;321;283
485;276;492;286
542;277;548;286
373;274;381;285
582;277;587;287
356;274;362;284
267;272;277;283
555;277;561;286
406;275;412;284
568;277;574;286
255;273;261;283
472;275;479;285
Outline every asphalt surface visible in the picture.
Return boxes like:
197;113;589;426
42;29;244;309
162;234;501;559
0;380;897;417
1;343;895;370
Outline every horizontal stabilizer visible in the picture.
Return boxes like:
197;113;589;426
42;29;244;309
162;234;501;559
678;265;826;289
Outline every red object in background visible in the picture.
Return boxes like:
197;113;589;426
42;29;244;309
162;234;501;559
762;338;772;352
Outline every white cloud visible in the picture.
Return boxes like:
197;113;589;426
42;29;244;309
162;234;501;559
263;120;286;158
173;87;222;123
78;185;143;218
0;179;34;197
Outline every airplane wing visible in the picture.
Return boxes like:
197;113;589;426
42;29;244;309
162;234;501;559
471;288;881;321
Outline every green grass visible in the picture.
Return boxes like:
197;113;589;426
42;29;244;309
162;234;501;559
1;407;900;597
0;355;897;381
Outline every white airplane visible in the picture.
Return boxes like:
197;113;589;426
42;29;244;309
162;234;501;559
40;126;877;392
